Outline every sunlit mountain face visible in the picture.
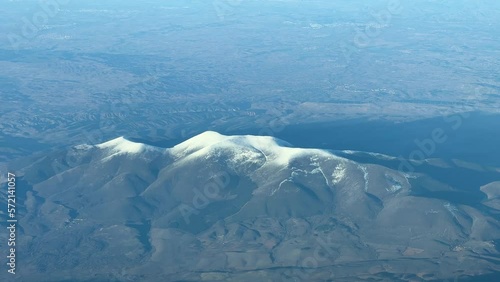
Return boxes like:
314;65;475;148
1;131;498;281
1;0;499;281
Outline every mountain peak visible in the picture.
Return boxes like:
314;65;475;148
96;136;149;155
172;131;227;152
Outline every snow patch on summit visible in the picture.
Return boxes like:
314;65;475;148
169;131;338;168
96;137;152;155
94;131;347;172
170;131;228;157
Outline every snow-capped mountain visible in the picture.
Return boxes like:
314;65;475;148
3;132;499;281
